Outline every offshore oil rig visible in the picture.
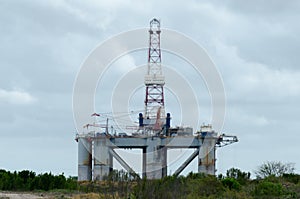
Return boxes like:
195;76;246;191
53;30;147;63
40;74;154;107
75;19;238;181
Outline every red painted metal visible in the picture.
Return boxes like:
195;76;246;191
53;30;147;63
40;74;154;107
144;18;165;120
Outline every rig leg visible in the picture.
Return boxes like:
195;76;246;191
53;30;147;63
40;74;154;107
78;138;92;181
94;138;112;180
198;138;216;175
144;137;167;179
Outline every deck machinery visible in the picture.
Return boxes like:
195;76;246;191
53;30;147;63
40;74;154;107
76;19;238;181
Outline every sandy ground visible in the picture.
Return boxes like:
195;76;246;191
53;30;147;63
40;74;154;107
0;191;77;199
0;192;42;199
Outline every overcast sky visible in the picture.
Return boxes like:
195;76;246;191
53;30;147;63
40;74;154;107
1;0;300;177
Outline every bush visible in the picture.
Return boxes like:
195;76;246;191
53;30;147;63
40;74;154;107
186;174;224;197
264;175;280;183
0;169;77;191
221;190;252;199
221;178;241;191
282;173;300;184
253;181;283;197
255;161;295;178
226;168;251;185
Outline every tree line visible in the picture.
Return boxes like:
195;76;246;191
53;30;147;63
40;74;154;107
0;161;299;198
0;169;77;191
77;161;300;198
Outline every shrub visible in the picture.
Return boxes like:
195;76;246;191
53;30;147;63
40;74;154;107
221;190;253;199
187;175;224;197
226;168;251;185
0;169;77;191
282;173;300;184
253;181;283;196
221;178;241;191
255;161;295;178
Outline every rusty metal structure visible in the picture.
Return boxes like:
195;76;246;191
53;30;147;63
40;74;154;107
144;18;165;121
75;18;238;181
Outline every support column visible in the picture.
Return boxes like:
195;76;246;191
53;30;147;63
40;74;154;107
198;138;216;175
94;138;112;180
145;137;166;179
78;138;92;181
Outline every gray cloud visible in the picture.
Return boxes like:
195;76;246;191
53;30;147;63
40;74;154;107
0;0;299;176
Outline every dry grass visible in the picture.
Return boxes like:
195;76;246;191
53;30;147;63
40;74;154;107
72;192;121;199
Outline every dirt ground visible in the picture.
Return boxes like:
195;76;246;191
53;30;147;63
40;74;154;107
0;191;74;199
0;192;43;199
0;191;107;199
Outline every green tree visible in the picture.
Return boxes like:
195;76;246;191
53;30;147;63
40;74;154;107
253;181;283;197
53;174;66;189
282;173;300;184
226;168;251;185
0;169;77;191
255;161;295;178
221;178;241;191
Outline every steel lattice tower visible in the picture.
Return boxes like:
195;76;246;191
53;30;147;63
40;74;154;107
144;18;165;121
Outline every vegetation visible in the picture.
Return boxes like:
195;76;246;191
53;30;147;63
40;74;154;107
1;162;300;199
0;169;77;191
255;161;295;178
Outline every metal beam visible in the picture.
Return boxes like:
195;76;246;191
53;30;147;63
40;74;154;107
173;149;199;176
108;149;140;179
216;134;238;147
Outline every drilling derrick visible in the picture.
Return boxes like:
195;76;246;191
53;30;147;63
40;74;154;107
144;19;165;128
75;18;239;182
